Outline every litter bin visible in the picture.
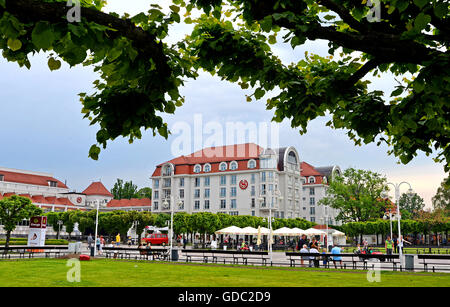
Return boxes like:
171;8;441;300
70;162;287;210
90;246;95;257
405;254;415;271
171;248;179;261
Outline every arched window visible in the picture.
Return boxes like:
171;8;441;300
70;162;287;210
230;161;238;170
194;164;201;173
204;164;211;172
248;159;256;169
308;176;315;184
219;162;227;171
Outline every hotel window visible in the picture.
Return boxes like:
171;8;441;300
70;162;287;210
179;189;184;199
310;207;315;215
204;188;210;198
163;178;171;188
261;184;266;195
48;181;57;187
163;189;171;198
308;177;315;184
268;172;274;181
229;211;239;216
154;191;159;199
0;174;4;181
219;162;227;171
194;164;201;173
231;199;237;209
251;186;255;196
194;201;200;210
248;159;256;169
220;188;226;198
153;201;159;210
231;175;237;185
311;217;315;223
230;187;237;197
230;161;238;170
309;198;315;205
261;172;266;182
194;189;200;198
179;178;184;187
204;164;211;172
220;199;226;209
251;173;256;184
195;177;200;187
204;200;210;210
310;187;315;195
251;198;255;208
220;175;226;185
251;211;255;216
204;177;210;186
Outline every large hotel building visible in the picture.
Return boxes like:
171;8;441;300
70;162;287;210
151;143;342;225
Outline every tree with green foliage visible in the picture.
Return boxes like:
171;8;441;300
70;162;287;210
0;195;42;248
398;192;425;218
126;211;154;244
319;168;388;225
432;177;450;212
0;0;448;179
46;212;64;239
137;187;152;200
111;179;139;200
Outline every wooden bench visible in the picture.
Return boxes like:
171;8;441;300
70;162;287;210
182;249;269;265
417;254;450;272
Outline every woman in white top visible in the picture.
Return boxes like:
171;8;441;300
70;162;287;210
397;235;411;254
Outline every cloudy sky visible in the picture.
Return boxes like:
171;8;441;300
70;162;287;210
0;0;446;208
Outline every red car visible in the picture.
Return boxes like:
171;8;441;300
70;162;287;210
142;233;168;245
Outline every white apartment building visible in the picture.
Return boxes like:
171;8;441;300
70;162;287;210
151;143;341;223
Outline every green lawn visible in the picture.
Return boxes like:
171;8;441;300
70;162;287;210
0;259;449;287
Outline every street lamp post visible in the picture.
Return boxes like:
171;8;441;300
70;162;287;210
259;189;282;264
90;200;104;257
386;181;413;268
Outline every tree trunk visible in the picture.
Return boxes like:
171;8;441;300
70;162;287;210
4;231;11;253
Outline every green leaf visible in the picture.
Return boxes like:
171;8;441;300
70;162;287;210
7;38;22;51
32;22;55;50
254;88;266;100
434;2;448;19
413;13;431;32
390;87;403;97
413;0;428;9
48;57;62;71
0;0;5;8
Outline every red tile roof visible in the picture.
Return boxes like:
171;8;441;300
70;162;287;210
82;182;113;197
0;169;68;189
301;162;325;185
152;143;263;176
1;193;76;207
107;198;151;208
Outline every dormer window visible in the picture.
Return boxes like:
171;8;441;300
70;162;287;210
204;164;211;172
230;161;238;170
308;177;315;184
194;164;201;173
219;162;227;171
248;159;256;169
48;181;57;187
0;174;4;181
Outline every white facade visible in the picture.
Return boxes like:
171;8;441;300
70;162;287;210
151;145;340;222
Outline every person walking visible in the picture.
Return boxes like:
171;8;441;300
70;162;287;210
87;234;93;251
99;236;105;256
385;236;394;262
115;233;121;246
393;236;398;253
96;235;101;255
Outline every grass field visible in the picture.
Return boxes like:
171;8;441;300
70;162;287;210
0;259;449;287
